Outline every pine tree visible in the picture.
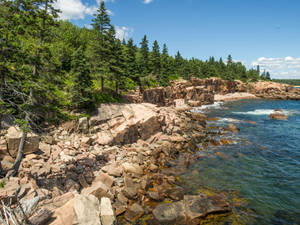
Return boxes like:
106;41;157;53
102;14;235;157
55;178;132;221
160;43;171;86
124;38;138;83
175;51;183;77
227;54;233;65
139;35;149;76
107;26;124;93
91;1;111;92
92;1;111;33
266;71;271;80
71;46;93;109
150;40;160;76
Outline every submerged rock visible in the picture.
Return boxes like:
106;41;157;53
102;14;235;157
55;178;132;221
225;124;240;132
153;201;186;225
152;194;231;225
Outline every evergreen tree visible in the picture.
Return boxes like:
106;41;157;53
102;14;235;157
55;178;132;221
175;51;184;77
150;40;161;76
124;38;138;83
71;46;93;109
266;71;271;80
160;43;171;86
227;54;233;65
139;35;149;76
107;26;124;93
91;1;111;92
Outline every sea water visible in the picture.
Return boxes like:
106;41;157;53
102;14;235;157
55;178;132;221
182;99;300;224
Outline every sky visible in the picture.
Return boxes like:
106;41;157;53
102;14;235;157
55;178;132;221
54;0;300;79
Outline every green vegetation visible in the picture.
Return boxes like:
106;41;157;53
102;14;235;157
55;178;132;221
0;179;6;188
273;79;300;86
0;0;271;127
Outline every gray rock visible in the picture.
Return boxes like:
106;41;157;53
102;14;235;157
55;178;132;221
153;201;186;225
124;203;144;222
78;117;89;133
100;197;116;225
184;194;230;223
74;194;101;225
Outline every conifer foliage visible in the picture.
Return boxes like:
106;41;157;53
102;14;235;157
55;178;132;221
0;0;271;125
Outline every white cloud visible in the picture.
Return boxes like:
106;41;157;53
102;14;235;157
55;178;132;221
143;0;153;4
54;0;97;20
115;26;134;40
251;56;300;79
55;0;114;20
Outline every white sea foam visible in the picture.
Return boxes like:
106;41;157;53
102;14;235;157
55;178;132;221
191;102;223;112
217;118;242;123
233;109;296;116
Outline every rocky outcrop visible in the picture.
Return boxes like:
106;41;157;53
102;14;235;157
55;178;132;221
142;79;214;107
90;103;161;145
248;81;300;100
0;102;245;225
128;78;300;106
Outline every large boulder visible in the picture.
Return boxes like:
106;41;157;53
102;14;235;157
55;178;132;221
270;113;288;120
50;198;75;225
73;194;102;225
184;194;230;224
78;117;89;133
152;194;231;225
91;103;161;145
153;201;186;225
100;197;116;225
5;127;40;157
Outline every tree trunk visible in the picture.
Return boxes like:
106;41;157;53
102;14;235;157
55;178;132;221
116;80;119;94
101;76;104;92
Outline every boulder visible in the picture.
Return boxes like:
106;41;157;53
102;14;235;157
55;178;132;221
124;203;144;222
122;162;143;175
270;113;288;120
94;172;114;188
49;198;75;225
6;127;40;157
81;181;113;200
100;197;116;225
184;194;230;224
78;117;89;133
123;176;138;199
73;194;101;225
225;124;240;132
91;103;161;145
153;201;186;225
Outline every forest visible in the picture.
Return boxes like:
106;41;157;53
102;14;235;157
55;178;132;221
0;0;270;127
273;79;300;86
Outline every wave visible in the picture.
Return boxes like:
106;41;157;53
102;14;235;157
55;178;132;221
233;109;298;116
191;102;223;112
216;118;242;123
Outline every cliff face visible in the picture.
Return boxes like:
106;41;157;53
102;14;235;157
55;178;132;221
126;78;300;106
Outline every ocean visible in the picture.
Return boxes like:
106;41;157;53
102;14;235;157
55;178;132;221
181;99;300;224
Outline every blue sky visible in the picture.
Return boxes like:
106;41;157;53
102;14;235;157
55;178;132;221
54;0;300;79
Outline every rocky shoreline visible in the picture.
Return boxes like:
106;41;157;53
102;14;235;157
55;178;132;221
0;78;300;225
